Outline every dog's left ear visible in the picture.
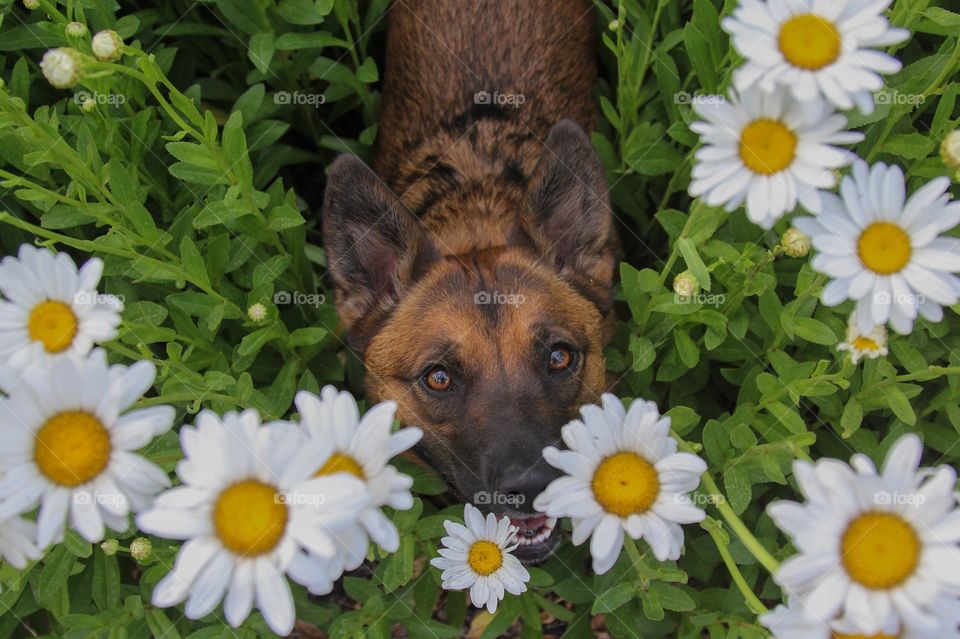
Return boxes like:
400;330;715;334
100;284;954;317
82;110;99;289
522;119;617;303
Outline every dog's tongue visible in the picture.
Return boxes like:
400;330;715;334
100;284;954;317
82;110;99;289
510;514;549;532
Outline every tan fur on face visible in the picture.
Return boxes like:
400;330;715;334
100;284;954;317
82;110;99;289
364;247;607;461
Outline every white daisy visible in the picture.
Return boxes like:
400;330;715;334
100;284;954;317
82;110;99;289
430;503;530;613
0;515;41;584
794;161;960;334
689;88;862;229
0;349;173;546
284;386;422;595
837;313;888;364
0;244;123;372
136;409;370;636
533;394;707;574
768;434;960;637
761;598;960;639
723;0;909;114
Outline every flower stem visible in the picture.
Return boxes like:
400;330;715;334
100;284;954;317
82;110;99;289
702;518;769;615
700;472;781;576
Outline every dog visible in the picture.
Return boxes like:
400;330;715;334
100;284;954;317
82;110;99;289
321;0;617;563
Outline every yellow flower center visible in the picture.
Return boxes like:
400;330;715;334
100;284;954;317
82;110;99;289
467;540;503;576
778;13;841;71
841;512;920;590
213;480;288;556
28;300;78;353
833;634;897;639
592;452;660;517
739;120;797;175
315;452;365;479
853;336;880;352
858;223;912;275
34;411;111;487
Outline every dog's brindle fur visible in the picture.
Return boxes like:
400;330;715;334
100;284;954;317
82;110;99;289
322;0;617;562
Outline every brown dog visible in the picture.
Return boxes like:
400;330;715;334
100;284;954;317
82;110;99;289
322;0;617;562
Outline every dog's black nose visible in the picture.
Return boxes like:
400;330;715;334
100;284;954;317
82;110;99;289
497;462;560;511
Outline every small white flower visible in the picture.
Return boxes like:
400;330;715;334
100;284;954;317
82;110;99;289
137;410;370;636
0;244;123;373
430;504;530;613
673;270;700;298
40;48;81;89
780;227;811;258
723;0;909;114
91;30;123;62
284;386;422;596
768;434;960;637
794;161;960;335
534;395;707;574
247;302;267;323
689;88;862;229
837;314;888;364
0;349;174;546
0;516;41;586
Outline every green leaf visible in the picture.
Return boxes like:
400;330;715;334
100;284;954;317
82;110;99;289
92;550;121;611
677;237;711;292
180;237;211;289
792;317;837;345
886;386;917;425
841;398;864;438
591;582;635;614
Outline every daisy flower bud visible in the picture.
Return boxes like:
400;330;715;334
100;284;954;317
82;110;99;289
673;270;700;299
780;227;811;258
81;97;96;112
23;0;40;9
40;48;81;89
91;30;123;62
65;22;87;38
100;539;119;556
129;537;152;563
941;129;960;177
247;302;267;323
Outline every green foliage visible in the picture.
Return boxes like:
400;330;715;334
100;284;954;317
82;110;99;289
0;0;959;638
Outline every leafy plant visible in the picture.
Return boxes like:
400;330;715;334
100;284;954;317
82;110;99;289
0;0;958;638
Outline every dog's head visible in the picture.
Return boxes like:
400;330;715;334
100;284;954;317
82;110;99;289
322;121;616;562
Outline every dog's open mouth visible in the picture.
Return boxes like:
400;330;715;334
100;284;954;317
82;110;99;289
509;514;560;563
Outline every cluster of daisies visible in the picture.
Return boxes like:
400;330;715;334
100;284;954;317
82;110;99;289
0;244;426;635
689;0;960;360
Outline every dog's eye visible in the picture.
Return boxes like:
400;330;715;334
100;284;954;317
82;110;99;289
423;366;453;392
548;344;575;373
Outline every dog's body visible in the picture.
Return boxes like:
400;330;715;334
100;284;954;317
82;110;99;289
322;0;617;561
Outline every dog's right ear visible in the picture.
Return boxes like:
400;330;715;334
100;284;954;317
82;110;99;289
322;155;437;347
